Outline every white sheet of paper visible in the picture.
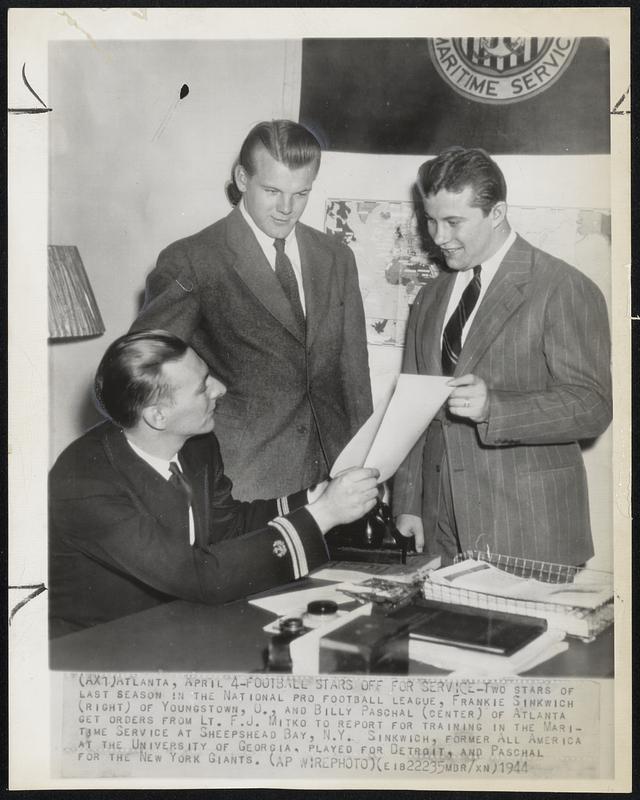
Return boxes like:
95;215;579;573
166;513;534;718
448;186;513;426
331;374;452;482
330;373;397;476
365;374;452;482
310;567;381;584
248;584;351;615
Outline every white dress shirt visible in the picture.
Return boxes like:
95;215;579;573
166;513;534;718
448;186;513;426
441;228;517;348
239;199;307;313
126;438;195;545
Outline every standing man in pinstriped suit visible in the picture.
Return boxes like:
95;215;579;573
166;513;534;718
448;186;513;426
393;148;612;565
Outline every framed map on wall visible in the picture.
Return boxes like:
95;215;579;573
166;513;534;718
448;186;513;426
325;198;611;350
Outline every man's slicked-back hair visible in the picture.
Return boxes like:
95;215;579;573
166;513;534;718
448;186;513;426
239;119;321;176
417;147;507;215
94;330;189;429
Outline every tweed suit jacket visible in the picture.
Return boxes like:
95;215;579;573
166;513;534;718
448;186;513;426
49;421;329;637
132;207;372;500
393;235;612;565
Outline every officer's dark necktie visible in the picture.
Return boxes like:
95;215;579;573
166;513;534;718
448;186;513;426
273;238;304;325
169;461;192;510
441;265;482;377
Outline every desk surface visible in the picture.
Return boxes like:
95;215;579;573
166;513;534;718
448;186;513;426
50;581;614;677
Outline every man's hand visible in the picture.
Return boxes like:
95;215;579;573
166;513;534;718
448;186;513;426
307;480;328;503
395;513;424;553
447;373;489;423
307;467;379;534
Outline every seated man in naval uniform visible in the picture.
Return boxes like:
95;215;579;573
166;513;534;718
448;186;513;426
49;330;379;637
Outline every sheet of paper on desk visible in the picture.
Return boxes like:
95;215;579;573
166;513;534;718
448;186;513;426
310;567;384;584
248;584;352;616
312;555;441;585
330;374;452;482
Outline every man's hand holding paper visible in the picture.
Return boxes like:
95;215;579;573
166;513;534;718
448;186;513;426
307;467;380;533
330;374;453;483
328;374;454;553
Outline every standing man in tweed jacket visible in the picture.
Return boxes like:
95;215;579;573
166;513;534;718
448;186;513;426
132;120;372;500
394;147;612;565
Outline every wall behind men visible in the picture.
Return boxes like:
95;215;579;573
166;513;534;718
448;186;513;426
49;39;302;461
48;40;612;569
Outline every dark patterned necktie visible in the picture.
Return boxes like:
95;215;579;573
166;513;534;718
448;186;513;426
273;238;304;324
441;265;482;377
169;461;192;510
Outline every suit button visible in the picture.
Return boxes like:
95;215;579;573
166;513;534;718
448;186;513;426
297;425;307;435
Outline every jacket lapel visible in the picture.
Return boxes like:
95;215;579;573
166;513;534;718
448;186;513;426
225;207;305;342
101;424;191;541
455;235;533;376
416;271;457;375
296;222;334;348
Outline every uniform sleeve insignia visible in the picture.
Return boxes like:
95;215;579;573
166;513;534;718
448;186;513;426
272;539;287;558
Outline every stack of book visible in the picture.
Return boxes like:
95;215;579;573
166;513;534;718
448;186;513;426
404;599;567;676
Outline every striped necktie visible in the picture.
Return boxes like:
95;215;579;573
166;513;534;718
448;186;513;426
273;238;304;325
441;265;482;377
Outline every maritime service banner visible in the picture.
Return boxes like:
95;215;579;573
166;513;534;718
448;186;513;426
299;38;610;155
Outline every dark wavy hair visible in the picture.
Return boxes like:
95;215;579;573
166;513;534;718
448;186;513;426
417;147;507;215
94;330;188;428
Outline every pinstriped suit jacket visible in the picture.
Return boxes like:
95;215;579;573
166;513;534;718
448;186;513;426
393;234;612;565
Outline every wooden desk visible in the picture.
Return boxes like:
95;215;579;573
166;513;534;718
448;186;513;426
50;582;614;677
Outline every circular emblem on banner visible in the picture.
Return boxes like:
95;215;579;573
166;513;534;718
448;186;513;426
428;38;579;105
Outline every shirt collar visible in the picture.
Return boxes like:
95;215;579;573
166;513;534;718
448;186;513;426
239;198;296;252
479;228;517;283
125;436;178;480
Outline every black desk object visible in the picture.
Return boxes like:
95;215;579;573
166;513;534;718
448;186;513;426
326;499;413;564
